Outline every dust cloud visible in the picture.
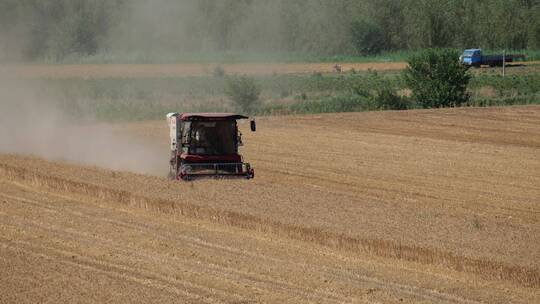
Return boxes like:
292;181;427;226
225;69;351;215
0;74;168;176
0;1;358;63
106;0;354;58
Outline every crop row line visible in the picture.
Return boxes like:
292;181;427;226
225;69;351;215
1;161;538;288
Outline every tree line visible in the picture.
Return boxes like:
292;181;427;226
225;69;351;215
1;0;539;61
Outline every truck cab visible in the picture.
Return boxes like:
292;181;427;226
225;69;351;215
460;49;482;67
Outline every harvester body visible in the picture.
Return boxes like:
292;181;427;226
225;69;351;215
167;112;255;180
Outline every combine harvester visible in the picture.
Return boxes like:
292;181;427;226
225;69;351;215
167;113;256;181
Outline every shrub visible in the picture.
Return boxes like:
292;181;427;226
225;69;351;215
224;76;261;114
213;65;225;77
290;94;372;114
371;73;409;110
403;49;471;108
352;70;409;110
374;87;409;110
279;89;291;98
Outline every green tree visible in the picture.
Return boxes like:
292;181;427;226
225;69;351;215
225;76;261;114
365;0;406;50
527;4;540;49
403;49;471;108
350;20;387;55
403;0;457;49
1;0;539;62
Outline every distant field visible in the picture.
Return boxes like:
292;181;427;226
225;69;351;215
4;61;540;79
29;49;540;65
2;62;409;79
5;62;536;122
1;106;539;303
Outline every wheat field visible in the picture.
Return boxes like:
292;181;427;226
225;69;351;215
1;105;539;303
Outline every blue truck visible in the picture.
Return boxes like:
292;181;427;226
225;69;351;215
460;49;525;67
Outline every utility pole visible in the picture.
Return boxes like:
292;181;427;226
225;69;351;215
502;49;506;77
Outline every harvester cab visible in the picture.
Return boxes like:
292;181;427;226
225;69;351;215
167;113;256;181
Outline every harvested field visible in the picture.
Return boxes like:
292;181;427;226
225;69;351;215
2;178;535;303
1;105;540;302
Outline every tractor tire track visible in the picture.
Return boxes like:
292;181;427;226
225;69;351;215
1;161;538;289
0;182;500;303
0;190;351;303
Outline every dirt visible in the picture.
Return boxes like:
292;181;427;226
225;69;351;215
1;105;540;302
1;61;539;79
0;62;407;79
